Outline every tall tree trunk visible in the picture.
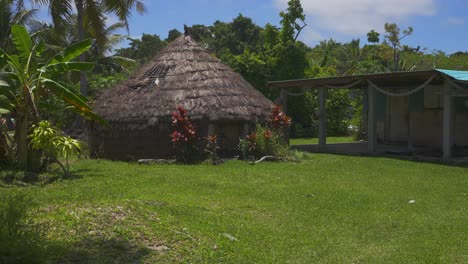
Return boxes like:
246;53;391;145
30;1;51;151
15;110;28;169
76;0;87;97
16;111;42;172
75;0;87;129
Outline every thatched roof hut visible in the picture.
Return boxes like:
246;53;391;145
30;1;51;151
89;34;275;160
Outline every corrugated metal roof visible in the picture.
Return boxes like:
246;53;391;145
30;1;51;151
436;69;468;81
268;69;468;89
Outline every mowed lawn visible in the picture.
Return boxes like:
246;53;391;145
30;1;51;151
3;154;467;263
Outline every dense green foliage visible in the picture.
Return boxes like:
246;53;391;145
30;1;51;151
0;25;102;171
1;156;466;262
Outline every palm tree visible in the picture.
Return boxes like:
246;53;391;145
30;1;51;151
337;39;368;75
33;0;146;96
0;0;37;52
32;15;133;75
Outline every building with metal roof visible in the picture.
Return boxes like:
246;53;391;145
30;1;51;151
268;69;468;162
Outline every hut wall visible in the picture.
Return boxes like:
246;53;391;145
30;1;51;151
89;120;247;160
89;123;176;160
213;122;244;156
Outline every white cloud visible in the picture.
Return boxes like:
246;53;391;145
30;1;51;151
298;28;324;45
447;16;464;25
274;0;436;36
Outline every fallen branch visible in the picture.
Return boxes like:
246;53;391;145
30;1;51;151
250;156;282;165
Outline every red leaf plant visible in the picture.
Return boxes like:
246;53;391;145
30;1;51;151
268;105;291;131
246;132;257;153
170;106;197;144
263;129;272;140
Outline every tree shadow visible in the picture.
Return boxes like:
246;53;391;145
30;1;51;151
50;237;153;264
0;167;102;187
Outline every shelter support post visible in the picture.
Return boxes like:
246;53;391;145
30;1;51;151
442;81;454;161
367;85;376;153
208;124;215;136
318;87;327;152
280;88;288;114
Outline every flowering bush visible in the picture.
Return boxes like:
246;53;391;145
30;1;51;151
239;125;288;159
170;106;197;144
238;106;291;159
170;106;199;163
268;105;291;131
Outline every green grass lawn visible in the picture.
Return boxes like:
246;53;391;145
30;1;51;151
290;136;355;145
2;154;467;263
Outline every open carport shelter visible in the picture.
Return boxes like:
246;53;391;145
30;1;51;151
268;69;468;162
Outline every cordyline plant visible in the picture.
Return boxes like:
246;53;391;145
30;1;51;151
239;106;291;159
268;105;292;131
205;134;221;164
170;106;198;163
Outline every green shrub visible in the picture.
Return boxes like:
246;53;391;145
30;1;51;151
0;193;47;263
241;124;289;159
29;121;82;177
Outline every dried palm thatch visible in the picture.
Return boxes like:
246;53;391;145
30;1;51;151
92;34;274;125
89;34;275;160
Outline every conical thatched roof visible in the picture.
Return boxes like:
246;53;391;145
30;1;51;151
93;35;275;127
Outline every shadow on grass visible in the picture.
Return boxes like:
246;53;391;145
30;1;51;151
50;237;152;264
0;167;102;187
299;150;468;168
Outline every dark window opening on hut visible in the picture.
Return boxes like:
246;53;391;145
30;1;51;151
129;65;176;89
142;65;175;82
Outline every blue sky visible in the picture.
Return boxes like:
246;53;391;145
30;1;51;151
36;0;468;54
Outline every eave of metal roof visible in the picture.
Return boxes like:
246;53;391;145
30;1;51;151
436;69;468;81
267;69;468;89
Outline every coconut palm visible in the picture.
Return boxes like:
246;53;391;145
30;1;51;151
32;15;134;75
337;39;368;75
33;0;146;96
0;0;37;52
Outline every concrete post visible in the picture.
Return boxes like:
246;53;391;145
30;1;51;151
280;88;288;114
318;87;327;152
368;85;376;153
442;81;454;161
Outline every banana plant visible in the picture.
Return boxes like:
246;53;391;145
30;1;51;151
0;24;106;171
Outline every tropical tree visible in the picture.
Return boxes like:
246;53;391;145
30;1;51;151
115;34;166;64
366;30;380;45
0;25;104;171
337;39;369;75
167;29;182;42
279;0;306;42
384;22;413;71
33;0;146;96
0;0;37;52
